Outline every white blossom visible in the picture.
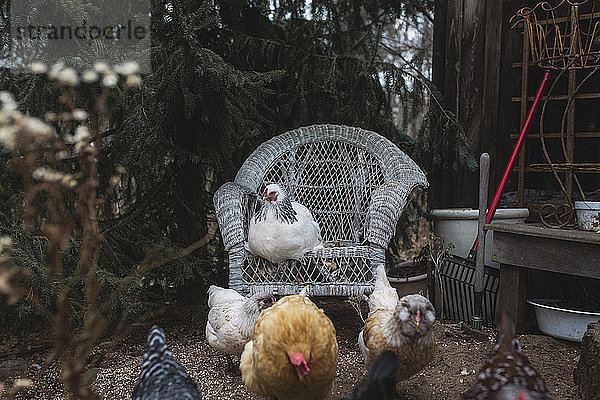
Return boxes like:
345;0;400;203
102;73;118;87
82;70;99;83
73;125;91;153
93;61;110;73
0;126;16;151
30;62;47;74
0;236;12;251
0;91;14;103
32;167;64;182
57;68;79;86
23;117;53;140
74;125;90;142
61;175;73;187
49;62;65;79
125;74;142;88
32;168;45;180
115;61;140;75
72;109;88;121
0;91;17;113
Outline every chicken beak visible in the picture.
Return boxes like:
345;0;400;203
415;310;421;332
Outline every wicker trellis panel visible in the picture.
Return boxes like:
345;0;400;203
213;124;428;296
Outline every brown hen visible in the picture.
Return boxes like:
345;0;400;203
462;312;551;400
358;266;435;381
240;288;338;400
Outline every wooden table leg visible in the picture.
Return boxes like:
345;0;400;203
498;263;527;333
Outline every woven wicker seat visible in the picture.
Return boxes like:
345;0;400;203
213;124;428;296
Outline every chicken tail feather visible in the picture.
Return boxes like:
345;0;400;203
368;266;398;312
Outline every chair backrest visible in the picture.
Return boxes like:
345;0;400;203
234;125;422;245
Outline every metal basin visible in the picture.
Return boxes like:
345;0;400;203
527;298;600;342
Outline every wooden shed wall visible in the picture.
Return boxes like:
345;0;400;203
432;0;600;209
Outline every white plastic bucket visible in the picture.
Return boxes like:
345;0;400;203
429;208;529;268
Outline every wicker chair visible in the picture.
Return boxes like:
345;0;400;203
213;124;428;296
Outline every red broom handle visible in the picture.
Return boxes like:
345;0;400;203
470;71;551;254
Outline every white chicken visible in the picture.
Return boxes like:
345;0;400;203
207;284;246;307
247;183;323;264
205;285;274;373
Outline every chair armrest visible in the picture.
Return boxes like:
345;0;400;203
366;176;428;249
213;181;256;251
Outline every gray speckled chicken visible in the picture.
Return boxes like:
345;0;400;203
132;326;202;400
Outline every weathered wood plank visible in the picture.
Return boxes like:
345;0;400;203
491;231;600;279
498;264;527;332
486;222;600;245
432;0;447;94
481;0;503;196
455;0;486;207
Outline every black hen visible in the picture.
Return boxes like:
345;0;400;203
346;351;399;400
132;326;202;400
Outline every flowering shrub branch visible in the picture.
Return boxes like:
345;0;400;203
0;61;141;398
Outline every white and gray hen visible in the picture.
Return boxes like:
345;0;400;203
247;183;323;264
132;325;202;400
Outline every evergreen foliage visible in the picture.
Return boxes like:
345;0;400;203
0;0;473;333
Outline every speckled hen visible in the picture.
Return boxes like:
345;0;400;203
132;325;202;400
462;312;551;400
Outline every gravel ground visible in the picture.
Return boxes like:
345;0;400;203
1;299;582;399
